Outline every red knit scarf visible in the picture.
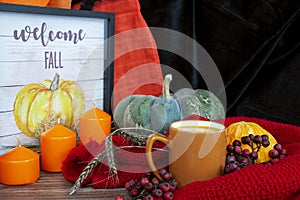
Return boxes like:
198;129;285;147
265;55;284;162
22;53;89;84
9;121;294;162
62;116;300;199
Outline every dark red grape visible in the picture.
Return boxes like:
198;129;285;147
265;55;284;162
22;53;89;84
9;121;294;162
169;181;178;192
262;140;270;147
249;134;254;141
160;182;170;192
233;140;242;146
125;180;136;191
253;135;262;144
269;149;279;159
234;146;242;154
226;144;235;153
242;149;251;157
281;149;288;156
130;188;139;197
162;172;172;181
159;168;168;176
151;177;159;185
261;135;269;141
140;177;150;187
163;192;174;200
152;189;163;197
250;151;258;160
227;163;238;173
226;155;236;164
239;157;248;165
241;136;251;144
145;182;153;191
274;144;282;152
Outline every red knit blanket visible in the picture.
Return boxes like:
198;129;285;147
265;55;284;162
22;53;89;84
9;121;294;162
62;116;300;199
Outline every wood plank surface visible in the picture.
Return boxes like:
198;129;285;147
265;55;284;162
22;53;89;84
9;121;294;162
0;171;128;199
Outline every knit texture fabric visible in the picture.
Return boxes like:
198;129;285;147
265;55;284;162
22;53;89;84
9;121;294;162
173;117;300;200
62;116;300;199
72;0;163;107
62;134;167;188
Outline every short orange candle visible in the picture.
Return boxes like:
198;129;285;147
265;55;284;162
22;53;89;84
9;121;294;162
79;106;111;145
0;141;40;185
40;123;76;172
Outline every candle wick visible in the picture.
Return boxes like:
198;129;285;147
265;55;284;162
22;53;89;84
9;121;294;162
92;101;96;108
16;136;22;147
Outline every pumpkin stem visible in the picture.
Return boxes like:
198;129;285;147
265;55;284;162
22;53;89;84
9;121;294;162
50;73;60;91
163;74;172;99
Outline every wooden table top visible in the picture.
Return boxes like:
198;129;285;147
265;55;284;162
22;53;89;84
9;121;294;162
0;171;128;199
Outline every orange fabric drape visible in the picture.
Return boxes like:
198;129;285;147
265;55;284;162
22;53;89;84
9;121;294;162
73;0;163;108
0;0;71;8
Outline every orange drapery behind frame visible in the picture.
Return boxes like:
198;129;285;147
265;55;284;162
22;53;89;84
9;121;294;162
72;0;163;108
0;0;71;8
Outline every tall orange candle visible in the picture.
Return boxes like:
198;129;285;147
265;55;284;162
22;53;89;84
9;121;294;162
40;123;76;172
79;105;111;145
0;139;40;185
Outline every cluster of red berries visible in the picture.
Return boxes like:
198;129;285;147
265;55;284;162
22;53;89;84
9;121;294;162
116;168;177;200
264;143;288;165
225;134;288;174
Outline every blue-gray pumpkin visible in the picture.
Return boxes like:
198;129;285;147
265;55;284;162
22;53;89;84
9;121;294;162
113;74;225;134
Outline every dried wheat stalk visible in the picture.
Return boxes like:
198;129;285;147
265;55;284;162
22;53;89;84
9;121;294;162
69;127;160;196
69;151;106;195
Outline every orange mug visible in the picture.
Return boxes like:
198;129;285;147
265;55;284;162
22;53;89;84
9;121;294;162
146;120;226;188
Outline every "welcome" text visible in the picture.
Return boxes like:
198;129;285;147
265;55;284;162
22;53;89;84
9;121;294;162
13;22;86;46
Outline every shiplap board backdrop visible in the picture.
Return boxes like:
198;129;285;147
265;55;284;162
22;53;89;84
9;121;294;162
0;7;109;153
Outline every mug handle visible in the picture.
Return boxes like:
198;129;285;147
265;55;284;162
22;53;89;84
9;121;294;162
145;133;170;180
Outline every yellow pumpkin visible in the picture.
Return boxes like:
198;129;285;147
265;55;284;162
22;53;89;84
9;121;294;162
14;73;85;137
226;121;277;164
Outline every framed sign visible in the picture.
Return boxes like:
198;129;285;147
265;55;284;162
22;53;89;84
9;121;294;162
0;3;114;150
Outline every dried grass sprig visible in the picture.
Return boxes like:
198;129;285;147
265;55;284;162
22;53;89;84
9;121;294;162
116;126;158;145
69;151;106;195
34;113;78;139
69;127;162;196
35;113;59;138
105;133;117;175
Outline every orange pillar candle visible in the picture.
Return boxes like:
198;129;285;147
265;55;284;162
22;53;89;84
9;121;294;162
0;141;40;185
79;105;111;145
40;123;76;172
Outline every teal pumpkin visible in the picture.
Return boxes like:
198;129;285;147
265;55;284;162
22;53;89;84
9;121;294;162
176;88;225;120
113;74;225;134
